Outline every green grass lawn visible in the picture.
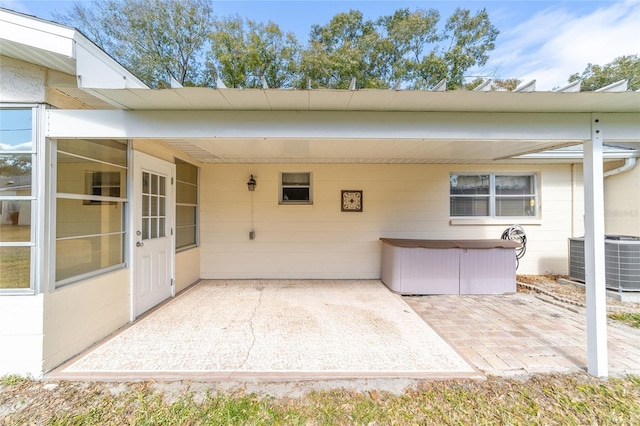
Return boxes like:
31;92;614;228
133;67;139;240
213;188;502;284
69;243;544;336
0;248;30;289
0;224;30;242
609;313;640;329
2;374;639;425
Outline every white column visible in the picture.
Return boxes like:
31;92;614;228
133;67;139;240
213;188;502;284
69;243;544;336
584;114;608;377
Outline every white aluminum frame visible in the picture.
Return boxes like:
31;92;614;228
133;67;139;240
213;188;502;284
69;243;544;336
279;171;313;205
0;104;39;295
51;138;130;289
174;157;199;252
450;173;539;219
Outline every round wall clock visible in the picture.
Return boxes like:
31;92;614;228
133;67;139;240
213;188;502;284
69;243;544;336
341;190;363;212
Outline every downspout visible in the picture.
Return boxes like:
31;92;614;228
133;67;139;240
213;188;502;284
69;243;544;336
603;157;637;178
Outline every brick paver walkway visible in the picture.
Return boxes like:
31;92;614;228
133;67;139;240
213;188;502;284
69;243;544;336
405;293;640;377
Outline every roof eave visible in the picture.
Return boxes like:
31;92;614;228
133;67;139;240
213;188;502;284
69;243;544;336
0;8;148;92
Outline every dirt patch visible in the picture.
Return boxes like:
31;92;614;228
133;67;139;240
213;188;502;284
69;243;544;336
517;274;640;313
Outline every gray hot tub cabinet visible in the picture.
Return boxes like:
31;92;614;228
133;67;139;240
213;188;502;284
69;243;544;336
380;238;520;295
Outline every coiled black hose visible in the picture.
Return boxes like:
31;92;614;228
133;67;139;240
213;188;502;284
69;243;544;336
501;225;527;269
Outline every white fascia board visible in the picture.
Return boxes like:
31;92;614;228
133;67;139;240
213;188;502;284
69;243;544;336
597;113;640;142
48;110;602;141
0;10;75;57
74;34;148;89
0;9;148;91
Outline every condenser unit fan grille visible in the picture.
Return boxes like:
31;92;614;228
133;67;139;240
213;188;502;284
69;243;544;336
569;236;640;292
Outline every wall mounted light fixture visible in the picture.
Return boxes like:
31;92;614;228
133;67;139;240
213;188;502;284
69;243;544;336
247;174;257;239
247;174;257;191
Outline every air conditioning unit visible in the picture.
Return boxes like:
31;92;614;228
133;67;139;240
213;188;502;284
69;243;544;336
569;238;586;282
569;236;640;292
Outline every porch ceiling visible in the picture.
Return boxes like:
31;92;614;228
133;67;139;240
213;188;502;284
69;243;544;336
155;137;579;164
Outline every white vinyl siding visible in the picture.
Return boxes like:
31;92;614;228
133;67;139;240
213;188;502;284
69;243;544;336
604;163;640;237
42;268;129;372
200;164;572;277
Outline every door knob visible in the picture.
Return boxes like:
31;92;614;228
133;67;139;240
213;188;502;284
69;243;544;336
136;241;144;247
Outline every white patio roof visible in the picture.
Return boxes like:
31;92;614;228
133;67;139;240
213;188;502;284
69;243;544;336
51;88;639;164
2;7;639;164
46;107;639;164
67;87;640;113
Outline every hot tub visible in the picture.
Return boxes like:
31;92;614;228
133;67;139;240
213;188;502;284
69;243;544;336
380;238;521;295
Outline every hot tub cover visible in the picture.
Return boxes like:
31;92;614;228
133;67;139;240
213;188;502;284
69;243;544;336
380;238;521;249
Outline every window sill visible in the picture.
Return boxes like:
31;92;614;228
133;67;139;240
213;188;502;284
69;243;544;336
278;203;313;209
0;288;36;296
450;218;542;226
55;263;127;289
176;244;198;254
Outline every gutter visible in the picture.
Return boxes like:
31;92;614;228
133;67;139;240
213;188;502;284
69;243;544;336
604;157;637;178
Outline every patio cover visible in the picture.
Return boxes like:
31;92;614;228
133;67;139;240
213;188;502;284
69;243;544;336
3;6;640;378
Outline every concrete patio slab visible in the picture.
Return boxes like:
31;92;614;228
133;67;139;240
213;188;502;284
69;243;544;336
49;280;478;381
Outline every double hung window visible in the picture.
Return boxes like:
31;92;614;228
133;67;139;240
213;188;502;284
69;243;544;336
450;174;537;217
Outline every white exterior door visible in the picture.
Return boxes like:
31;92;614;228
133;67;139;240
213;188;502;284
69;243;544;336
132;152;174;317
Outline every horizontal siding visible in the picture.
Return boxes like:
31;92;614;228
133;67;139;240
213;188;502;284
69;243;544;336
42;268;129;372
175;248;200;293
200;163;576;278
605;165;640;236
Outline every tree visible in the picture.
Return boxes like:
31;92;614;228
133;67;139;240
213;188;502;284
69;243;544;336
378;8;442;87
492;78;522;91
206;15;247;88
461;77;522;91
54;3;499;90
568;55;640;91
302;7;498;90
246;21;301;88
440;8;499;89
301;10;387;89
0;155;31;177
207;16;301;88
54;0;213;88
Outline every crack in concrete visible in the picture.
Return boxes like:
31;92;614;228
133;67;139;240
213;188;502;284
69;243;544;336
229;286;264;378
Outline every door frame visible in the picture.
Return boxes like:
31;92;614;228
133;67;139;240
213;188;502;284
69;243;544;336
129;151;175;320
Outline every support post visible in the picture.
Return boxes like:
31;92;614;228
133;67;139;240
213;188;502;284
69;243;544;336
584;114;608;377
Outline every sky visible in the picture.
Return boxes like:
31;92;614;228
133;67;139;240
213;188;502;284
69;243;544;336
1;0;639;90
